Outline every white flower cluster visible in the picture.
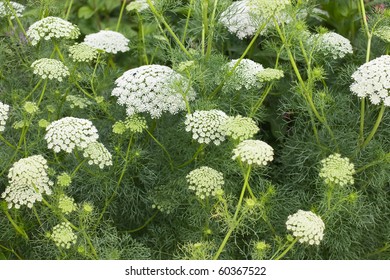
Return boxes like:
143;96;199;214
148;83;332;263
257;68;284;82
112;65;197;118
0;101;10;132
311;32;353;59
51;222;77;249
126;0;151;12
66;95;92;109
221;115;259;141
219;0;258;39
26;16;80;46
1;155;53;209
286;210;325;245
225;59;265;90
232;139;274;166
0;1;25;19
84;30;130;54
219;0;290;39
31;58;69;82
319;153;355;187
58;194;77;214
185;110;228;145
82;142;113;169
186;166;224;199
248;0;290;19
68;43;98;63
374;26;390;43
350;55;390;106
45;117;99;153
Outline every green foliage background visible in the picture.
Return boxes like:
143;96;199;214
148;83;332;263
1;0;390;260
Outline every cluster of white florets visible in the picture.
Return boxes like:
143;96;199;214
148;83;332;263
319;153;355;187
186;166;224;199
68;43;98;63
185;110;228;145
221;115;259;141
26;16;80;46
225;59;265;90
219;0;291;39
232;139;274;166
44;117;99;153
31;58;69;82
286;210;325;245
350;55;390;106
51;222;77;249
112;65;197;118
257;68;284;82
84;30;129;54
0;1;25;19
82;142;113;169
0;101;10;132
1;155;53;209
310;32;353;59
126;0;151;12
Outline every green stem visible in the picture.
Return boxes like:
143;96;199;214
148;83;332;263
360;104;385;149
116;0;127;32
205;0;218;60
71;158;87;177
249;83;274;118
146;129;174;170
181;0;194;43
201;0;209;56
146;0;192;58
2;208;29;240
96;134;133;226
273;238;299;260
124;210;159;233
54;42;65;62
0;134;16;150
90;52;102;97
23;79;43;102
356;153;390;173
32;206;42;226
137;13;149;65
177;144;205;168
5;0;26;37
37;79;48;107
213;165;252;259
65;0;74;20
0;244;23;260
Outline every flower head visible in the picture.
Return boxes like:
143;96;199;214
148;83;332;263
0;101;10;132
219;0;291;39
58;194;77;214
185;110;228;145
51;222;77;249
57;172;72;187
82;142;113;169
350;55;390;106
319;153;355;186
1;155;53;209
31;58;69;82
44;117;99;153
84;30;129;54
112;65;197;118
257;68;284;82
222;115;259;141
232;139;274;166
311;31;353;59
186;166;224;199
23;101;39;114
0;1;25;19
225;59;265;90
286;210;325;245
26;16;80;46
68;43;98;63
126;0;152;12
